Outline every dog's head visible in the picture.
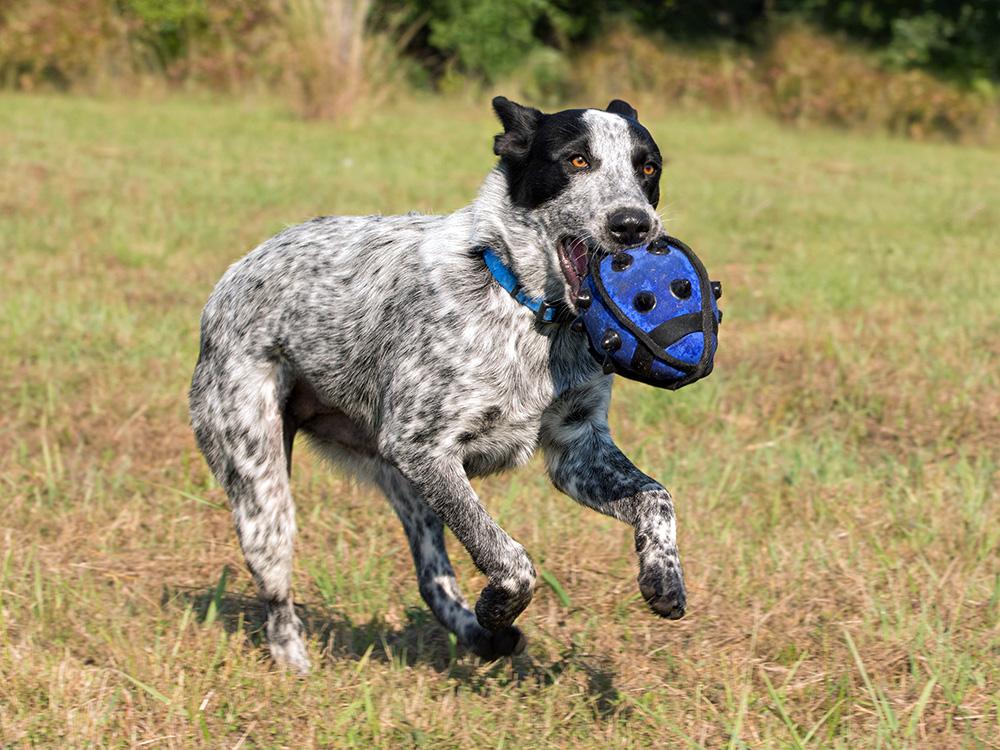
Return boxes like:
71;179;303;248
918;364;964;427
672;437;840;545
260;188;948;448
479;96;663;309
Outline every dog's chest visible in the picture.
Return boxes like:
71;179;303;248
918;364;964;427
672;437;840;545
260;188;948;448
457;394;543;476
455;325;598;477
458;400;543;477
461;435;535;478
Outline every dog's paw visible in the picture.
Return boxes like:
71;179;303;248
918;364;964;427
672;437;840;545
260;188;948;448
474;579;533;632
638;564;687;620
467;625;527;661
266;609;311;674
269;635;311;675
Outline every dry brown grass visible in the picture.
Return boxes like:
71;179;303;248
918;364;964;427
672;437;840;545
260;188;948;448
1;93;998;747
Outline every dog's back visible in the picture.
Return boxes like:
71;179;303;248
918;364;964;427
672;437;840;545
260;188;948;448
193;211;464;427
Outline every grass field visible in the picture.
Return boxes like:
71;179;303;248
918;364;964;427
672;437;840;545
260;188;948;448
1;92;998;748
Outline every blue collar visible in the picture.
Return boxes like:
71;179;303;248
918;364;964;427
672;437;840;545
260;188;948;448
481;247;563;324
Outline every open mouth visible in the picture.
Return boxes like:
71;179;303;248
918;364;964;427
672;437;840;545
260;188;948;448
557;236;591;299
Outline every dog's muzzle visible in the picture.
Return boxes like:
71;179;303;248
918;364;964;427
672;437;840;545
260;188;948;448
571;236;722;390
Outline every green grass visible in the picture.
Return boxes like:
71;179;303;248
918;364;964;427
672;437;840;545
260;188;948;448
1;91;999;748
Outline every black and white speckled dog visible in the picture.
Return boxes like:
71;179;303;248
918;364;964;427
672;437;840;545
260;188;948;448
189;97;686;673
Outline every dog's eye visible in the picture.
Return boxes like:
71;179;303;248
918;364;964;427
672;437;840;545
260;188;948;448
569;155;589;170
643;163;658;176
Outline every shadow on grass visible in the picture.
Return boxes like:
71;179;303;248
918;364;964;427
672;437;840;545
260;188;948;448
165;576;627;720
513;645;626;721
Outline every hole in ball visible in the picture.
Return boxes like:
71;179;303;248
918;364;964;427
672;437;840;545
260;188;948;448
670;279;692;299
647;238;671;255
633;291;656;313
611;253;633;272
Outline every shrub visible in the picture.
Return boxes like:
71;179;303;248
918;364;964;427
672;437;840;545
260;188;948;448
0;0;132;89
570;27;762;112
126;0;280;91
272;0;377;119
0;2;996;137
496;47;573;108
763;28;879;127
0;0;278;91
566;25;998;142
761;26;998;140
380;0;583;82
0;0;407;118
786;0;1000;85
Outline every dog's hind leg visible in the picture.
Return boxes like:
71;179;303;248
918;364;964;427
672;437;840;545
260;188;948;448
374;462;526;660
189;357;310;673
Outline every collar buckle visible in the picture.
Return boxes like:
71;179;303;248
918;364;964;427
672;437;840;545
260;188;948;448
535;300;573;325
534;301;559;324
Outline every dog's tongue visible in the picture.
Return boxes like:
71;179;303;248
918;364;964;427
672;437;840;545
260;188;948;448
567;238;589;280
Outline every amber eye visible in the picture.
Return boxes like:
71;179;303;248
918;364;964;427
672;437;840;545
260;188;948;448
643;162;657;176
570;155;589;169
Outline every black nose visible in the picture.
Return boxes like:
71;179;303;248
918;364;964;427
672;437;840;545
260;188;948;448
607;208;652;247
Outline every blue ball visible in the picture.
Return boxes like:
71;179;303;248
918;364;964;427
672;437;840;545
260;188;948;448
576;236;721;390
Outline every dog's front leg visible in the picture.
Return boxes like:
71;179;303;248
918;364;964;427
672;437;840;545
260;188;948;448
393;454;534;653
541;382;686;619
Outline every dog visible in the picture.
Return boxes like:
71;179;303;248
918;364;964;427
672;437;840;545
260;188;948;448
188;97;686;673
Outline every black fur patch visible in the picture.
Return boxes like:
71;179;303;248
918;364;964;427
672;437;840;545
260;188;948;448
492;96;662;210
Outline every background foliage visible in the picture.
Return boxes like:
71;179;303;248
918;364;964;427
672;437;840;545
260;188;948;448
381;0;1000;86
1;0;998;138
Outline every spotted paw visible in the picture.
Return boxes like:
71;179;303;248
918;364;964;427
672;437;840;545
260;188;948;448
269;635;311;675
474;580;533;633
638;567;687;620
468;625;527;661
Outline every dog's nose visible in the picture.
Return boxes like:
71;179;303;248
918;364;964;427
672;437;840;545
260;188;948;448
607;208;652;247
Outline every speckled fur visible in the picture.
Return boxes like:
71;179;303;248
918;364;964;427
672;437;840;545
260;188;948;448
188;100;686;673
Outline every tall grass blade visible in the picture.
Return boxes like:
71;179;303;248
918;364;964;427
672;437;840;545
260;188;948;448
802;697;845;745
761;671;805;750
203;565;229;626
33;556;43;619
539;567;572;607
139;479;227;512
117;670;172;706
843;629;899;735
727;683;751;750
904;677;936;741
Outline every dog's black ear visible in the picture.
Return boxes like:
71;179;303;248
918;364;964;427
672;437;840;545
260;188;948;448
492;96;542;160
607;99;638;121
